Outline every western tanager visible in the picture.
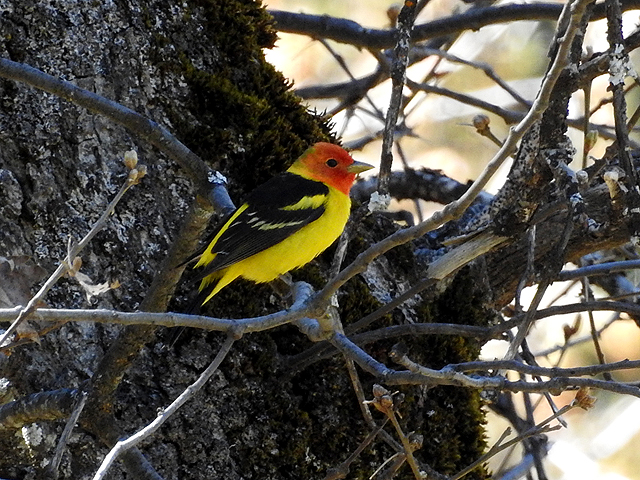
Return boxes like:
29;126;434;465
191;142;374;306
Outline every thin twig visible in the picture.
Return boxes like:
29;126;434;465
0;164;143;349
365;385;424;479
335;336;640;397
45;392;87;479
371;453;406;480
385;409;423;479
316;38;385;122
451;358;640;377
557;258;640;281
406;79;524;124
533;313;621;357
324;419;389;480
580;265;613;380
450;404;574;480
504;279;551;361
414;48;531;107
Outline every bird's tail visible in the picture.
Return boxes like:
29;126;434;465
167;275;218;348
195;269;239;307
186;287;210;315
166;288;209;348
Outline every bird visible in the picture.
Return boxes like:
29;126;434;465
190;142;374;307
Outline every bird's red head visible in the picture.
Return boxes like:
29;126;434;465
287;142;374;195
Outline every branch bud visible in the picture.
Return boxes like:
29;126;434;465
123;150;138;170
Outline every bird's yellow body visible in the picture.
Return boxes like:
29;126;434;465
197;185;350;303
190;142;373;306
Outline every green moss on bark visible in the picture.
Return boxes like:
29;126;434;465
401;270;490;479
150;0;335;198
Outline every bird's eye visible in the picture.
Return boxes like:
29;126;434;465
326;158;338;168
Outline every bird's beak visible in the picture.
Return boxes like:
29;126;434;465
347;160;374;174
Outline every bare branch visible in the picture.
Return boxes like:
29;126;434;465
0;59;230;205
606;0;638;185
451;403;574;480
324;419;389;480
378;1;417;198
269;2;640;49
451;358;640;377
406;79;524;124
0;281;315;336
557;258;640;280
0;389;78;429
387;344;640;397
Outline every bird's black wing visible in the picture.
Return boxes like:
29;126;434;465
193;173;329;279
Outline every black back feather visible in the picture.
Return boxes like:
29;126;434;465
192;173;329;282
